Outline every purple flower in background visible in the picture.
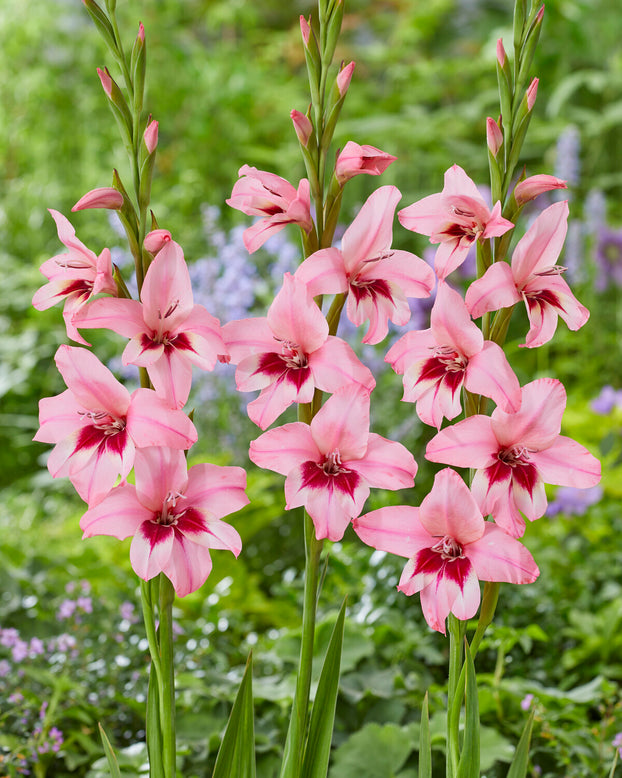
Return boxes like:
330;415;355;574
591;385;622;415
76;596;92;614
555;126;581;190
520;693;534;711
546;485;603;517
584;189;606;235
120;601;138;623
613;732;622;758
57;599;76;620
0;659;11;677
28;638;45;657
595;226;622;290
12;639;29;662
0;628;19;647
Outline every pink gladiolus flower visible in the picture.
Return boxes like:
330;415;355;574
295;186;434;344
465;201;589;348
226;165;313;253
250;384;417;541
72;187;123;211
398;164;514;280
32;209;116;345
386;283;521;429
513;175;567;206
74;240;227;409
426;378;602;537
80;447;248;597
223;273;375;429
335;142;397;184
33;345;197;507
353;468;539;634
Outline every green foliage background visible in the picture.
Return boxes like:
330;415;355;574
1;0;621;776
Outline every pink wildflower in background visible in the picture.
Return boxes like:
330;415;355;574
32;210;116;345
386;283;521;429
295;186;435;344
249;384;417;541
80;446;248;597
426;378;601;537
398;164;513;280
354;468;539;634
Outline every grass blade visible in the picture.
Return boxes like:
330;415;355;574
418;691;432;778
457;640;480;778
212;652;256;778
98;723;122;778
506;707;536;778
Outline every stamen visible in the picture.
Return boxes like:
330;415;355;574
430;535;463;560
534;264;567;277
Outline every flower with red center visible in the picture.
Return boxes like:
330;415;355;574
425;378;601;537
79;446;248;597
33;345;197;506
398;165;514;280
226;165;313;253
249;384;417;541
223;273;375;429
386;283;521;429
74;239;226;409
295;186;434;344
353;468;539;634
32;210;116;345
465;201;589;347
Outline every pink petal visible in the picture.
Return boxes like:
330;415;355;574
521;294;560;348
127;388;197;449
267;273;328;354
294;248;347;297
184;463;249;519
471;468;525;538
397;192;445;237
163;533;213;597
511;201;568;286
465;262;521;319
464;341;521;412
146;348;193;410
141;241;194;333
54;345;130;419
531;436;601;488
69;440;134;507
73;297;145;338
221;317;275;364
369;249;435;299
48;209;98;260
305;480;369;541
133;447;188;512
130;522;175;581
349;433;417;490
433;237;474;281
309;384;370;461
491;378;565;450
466;523;539;584
341;186;401;275
419;468;485;544
34;389;85;443
442;164;484;201
189;518;242;555
249;423;319;475
480;201;514;239
385;329;436;375
80;484;150;539
308;336;375;394
430;283;483;358
246;377;307;430
353;505;430;558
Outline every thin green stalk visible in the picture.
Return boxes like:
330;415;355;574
140;579;165;778
446;614;466;778
158;574;177;778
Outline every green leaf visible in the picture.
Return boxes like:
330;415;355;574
331;722;416;778
98;723;122;778
418;692;432;778
212;653;256;778
457;642;480;778
301;598;346;778
506;707;536;778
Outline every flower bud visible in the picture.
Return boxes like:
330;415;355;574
496;38;506;67
143;118;159;154
514;175;568;206
144;229;172;255
526;77;539;111
291;110;313;147
97;66;113;98
335;141;396;184
72;187;124;212
336;61;355;97
300;15;311;47
486;117;503;158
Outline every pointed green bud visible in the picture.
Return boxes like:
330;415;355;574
131;22;146;114
81;0;116;50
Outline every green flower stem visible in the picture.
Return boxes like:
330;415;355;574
158;573;177;778
140;579;164;778
446;614;466;778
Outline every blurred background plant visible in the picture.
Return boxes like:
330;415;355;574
1;0;622;775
